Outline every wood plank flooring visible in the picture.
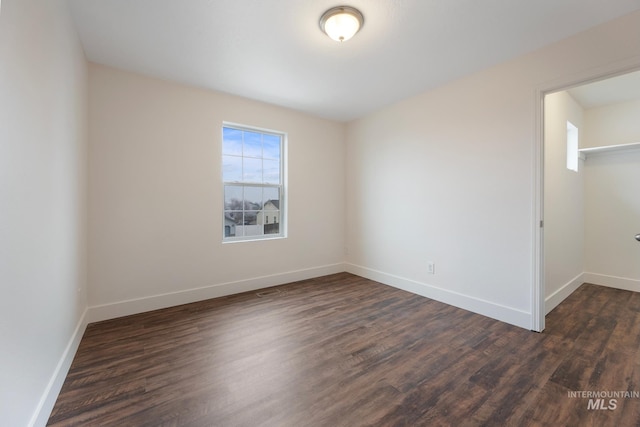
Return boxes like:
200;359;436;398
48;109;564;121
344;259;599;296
48;273;640;426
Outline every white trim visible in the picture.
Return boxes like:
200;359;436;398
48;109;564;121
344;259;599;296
88;263;346;322
33;265;345;424
346;263;531;329
545;273;584;315
583;272;640;293
531;86;545;332
29;308;89;427
221;123;287;243
544;272;640;315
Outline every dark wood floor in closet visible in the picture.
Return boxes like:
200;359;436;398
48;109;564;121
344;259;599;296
48;273;640;426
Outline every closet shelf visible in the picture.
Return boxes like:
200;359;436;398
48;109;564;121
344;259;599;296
579;142;640;157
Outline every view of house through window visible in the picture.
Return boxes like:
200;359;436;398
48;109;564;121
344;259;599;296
222;124;285;241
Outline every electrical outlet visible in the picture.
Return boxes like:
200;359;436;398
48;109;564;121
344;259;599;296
427;262;435;274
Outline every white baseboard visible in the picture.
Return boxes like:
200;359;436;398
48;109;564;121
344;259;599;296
89;263;346;323
345;263;531;330
30;308;89;427
30;264;345;426
545;273;584;315
583;272;640;292
30;266;639;427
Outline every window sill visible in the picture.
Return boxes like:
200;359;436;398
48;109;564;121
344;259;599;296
222;235;287;244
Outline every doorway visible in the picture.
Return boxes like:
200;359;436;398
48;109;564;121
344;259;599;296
535;68;640;331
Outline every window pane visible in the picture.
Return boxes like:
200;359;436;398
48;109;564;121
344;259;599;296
566;121;579;172
263;159;280;184
224;186;243;210
263;134;280;160
263;187;279;205
244;211;258;225
243;131;262;157
224;211;244;225
244;186;262;210
225;211;243;237
264;222;280;235
222;155;242;182
243;157;262;183
262;187;280;235
222;128;243;155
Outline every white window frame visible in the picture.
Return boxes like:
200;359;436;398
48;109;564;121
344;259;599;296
221;122;286;243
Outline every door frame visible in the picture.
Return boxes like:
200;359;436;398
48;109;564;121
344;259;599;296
531;57;640;332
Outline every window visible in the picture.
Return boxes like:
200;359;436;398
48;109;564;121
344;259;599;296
566;121;579;172
222;124;285;241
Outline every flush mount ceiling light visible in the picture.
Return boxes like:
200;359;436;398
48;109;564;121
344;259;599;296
320;6;364;42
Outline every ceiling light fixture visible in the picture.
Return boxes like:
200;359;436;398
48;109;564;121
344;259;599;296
320;6;364;42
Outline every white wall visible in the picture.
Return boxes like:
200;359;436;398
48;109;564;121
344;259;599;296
582;99;640;289
0;1;88;426
345;10;640;329
88;64;346;318
584;145;640;290
543;92;585;312
583;99;640;148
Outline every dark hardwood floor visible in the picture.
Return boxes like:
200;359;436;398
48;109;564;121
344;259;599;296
48;273;640;426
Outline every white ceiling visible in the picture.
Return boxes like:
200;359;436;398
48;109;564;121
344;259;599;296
567;70;640;109
69;0;640;122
